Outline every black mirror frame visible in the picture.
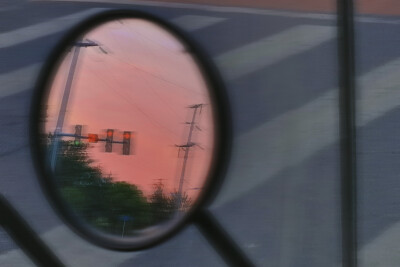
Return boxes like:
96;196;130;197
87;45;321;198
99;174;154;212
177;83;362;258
29;9;232;251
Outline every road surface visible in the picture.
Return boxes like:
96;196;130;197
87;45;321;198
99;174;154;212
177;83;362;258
0;0;400;266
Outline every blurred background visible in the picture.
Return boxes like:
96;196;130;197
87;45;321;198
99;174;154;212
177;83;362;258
0;0;400;266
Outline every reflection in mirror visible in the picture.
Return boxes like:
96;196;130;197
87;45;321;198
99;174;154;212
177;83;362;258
41;19;214;239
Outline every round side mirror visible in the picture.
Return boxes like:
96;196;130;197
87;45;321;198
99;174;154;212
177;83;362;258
30;10;231;251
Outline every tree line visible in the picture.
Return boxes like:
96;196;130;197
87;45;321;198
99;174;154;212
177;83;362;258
49;138;191;236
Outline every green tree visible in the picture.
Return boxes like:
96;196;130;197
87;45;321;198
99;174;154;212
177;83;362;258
148;181;173;224
46;137;193;236
51;140;151;235
169;191;192;212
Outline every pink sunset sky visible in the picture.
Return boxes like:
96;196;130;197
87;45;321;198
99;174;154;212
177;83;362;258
45;19;214;197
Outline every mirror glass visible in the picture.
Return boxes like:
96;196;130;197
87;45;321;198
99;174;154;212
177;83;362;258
40;18;215;240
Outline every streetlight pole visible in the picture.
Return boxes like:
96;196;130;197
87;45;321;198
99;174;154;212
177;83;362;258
50;40;100;171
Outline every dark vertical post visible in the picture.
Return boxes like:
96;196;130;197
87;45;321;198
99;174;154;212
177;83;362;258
177;104;202;209
337;0;357;266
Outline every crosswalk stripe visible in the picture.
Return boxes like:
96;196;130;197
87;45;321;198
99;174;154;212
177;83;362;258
0;64;41;98
0;8;107;50
32;0;400;25
171;15;226;31
0;11;222;51
0;226;140;266
358;220;400;266
213;57;400;207
357;58;400;126
0;25;334;104
0;13;226;99
215;25;335;81
0;249;34;266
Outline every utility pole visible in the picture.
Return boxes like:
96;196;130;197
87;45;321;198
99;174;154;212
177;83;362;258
176;104;203;210
50;40;100;171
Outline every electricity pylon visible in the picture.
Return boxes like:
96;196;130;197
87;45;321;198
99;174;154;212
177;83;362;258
175;104;203;210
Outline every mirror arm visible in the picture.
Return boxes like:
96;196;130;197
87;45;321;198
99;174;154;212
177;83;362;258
194;209;255;267
0;195;64;267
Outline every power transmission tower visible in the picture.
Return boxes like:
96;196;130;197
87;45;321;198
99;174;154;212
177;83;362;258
175;104;203;210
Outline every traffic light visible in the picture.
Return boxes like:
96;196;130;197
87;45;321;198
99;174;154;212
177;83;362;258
105;129;114;152
88;134;99;143
74;125;82;146
122;131;131;155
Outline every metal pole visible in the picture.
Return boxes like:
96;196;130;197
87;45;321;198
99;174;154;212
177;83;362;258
177;104;202;209
121;219;126;238
50;44;82;171
337;0;357;266
50;41;100;171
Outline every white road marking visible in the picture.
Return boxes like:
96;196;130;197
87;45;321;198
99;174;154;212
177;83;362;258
0;64;41;98
357;58;400;126
212;57;400;207
0;250;34;266
215;25;335;80
171;15;226;31
356;17;400;25
0;226;139;266
0;8;107;49
358;221;400;266
32;0;400;25
0;13;225;99
0;25;334;109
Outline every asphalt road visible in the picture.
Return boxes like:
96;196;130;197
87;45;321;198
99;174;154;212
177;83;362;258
0;1;400;266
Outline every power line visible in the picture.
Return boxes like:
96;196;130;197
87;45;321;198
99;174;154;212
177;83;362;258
84;65;181;145
124;24;185;54
112;54;207;97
